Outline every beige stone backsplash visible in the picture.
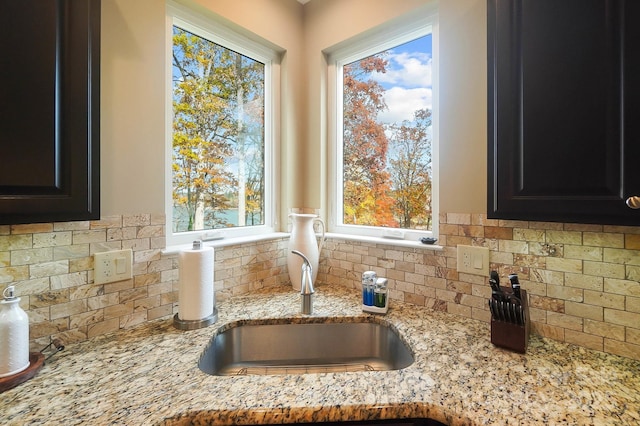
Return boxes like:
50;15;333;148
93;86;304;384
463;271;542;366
1;212;639;361
320;213;640;359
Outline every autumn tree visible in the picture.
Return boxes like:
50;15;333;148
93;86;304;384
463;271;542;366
343;54;397;227
388;108;432;229
172;27;264;232
240;114;265;226
229;54;265;227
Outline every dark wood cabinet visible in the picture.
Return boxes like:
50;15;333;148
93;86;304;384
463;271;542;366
488;0;640;225
0;0;100;225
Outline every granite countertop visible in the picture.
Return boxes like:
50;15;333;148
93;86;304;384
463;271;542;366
2;284;640;425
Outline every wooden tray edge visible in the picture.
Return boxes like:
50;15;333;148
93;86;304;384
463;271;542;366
0;352;45;393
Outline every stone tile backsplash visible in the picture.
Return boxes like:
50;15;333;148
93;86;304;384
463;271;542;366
1;212;638;360
320;213;640;360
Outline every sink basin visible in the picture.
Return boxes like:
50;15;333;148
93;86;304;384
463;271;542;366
198;318;414;376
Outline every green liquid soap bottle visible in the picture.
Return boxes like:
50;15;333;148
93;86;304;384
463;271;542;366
374;278;388;308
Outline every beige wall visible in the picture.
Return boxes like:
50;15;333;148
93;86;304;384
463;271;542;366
101;0;167;214
302;0;487;214
100;0;306;228
100;0;488;225
438;0;486;213
187;0;306;226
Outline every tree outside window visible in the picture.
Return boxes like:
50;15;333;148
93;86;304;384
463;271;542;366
172;26;265;233
342;34;433;231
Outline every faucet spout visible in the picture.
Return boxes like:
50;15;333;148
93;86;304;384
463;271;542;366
291;250;314;314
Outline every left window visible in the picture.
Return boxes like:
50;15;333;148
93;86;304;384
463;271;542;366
167;2;277;245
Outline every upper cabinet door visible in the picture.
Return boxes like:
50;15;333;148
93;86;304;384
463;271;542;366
488;0;640;225
0;0;100;225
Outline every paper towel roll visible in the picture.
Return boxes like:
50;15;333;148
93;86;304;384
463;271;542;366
178;245;215;321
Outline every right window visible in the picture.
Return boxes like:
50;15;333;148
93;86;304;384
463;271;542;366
331;21;438;242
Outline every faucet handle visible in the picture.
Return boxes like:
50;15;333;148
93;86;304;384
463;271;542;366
292;250;314;314
291;250;311;269
291;250;314;297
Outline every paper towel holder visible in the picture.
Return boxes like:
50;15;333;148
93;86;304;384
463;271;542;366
173;310;217;330
173;240;218;330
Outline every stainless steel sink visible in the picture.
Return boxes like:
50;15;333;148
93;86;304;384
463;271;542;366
198;318;414;376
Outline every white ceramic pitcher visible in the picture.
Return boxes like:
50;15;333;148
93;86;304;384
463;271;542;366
287;213;325;291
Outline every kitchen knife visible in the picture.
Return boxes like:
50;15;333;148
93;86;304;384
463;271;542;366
490;270;500;286
502;300;510;322
513;302;521;325
489;271;504;301
488;299;497;320
508;273;521;300
510;302;518;325
494;299;503;321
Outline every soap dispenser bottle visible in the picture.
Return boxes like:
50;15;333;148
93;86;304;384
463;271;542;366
374;278;388;308
0;285;30;377
362;271;376;306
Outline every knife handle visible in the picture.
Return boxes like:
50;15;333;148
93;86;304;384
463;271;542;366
490;270;500;286
508;273;521;300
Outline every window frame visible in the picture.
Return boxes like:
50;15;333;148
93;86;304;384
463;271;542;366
165;1;279;247
326;11;439;242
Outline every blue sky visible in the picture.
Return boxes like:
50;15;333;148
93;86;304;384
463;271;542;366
371;34;433;124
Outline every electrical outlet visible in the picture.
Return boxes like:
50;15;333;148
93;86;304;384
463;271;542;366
94;249;133;284
456;245;489;275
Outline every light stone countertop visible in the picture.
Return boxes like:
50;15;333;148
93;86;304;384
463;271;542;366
2;284;640;425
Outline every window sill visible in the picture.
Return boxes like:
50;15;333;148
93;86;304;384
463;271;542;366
162;232;289;255
163;232;443;255
325;233;444;251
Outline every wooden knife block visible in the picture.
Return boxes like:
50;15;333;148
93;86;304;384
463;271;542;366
490;288;530;353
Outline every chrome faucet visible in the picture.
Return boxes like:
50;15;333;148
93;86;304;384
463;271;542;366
291;250;314;314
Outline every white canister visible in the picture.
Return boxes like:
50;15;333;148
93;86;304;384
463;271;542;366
0;285;30;377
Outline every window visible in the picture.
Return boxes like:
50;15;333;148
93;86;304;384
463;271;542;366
166;2;278;246
328;13;438;242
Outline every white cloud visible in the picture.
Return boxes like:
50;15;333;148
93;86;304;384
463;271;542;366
369;50;432;124
375;52;432;88
378;86;432;124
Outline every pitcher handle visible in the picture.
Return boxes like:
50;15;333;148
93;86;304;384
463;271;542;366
314;218;326;253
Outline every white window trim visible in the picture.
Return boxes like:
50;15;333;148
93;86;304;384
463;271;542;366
326;8;440;244
165;1;280;247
